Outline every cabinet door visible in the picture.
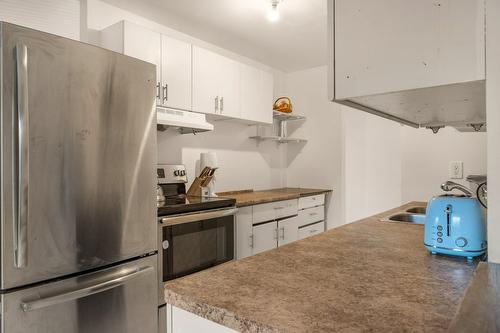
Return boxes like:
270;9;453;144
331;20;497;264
259;71;274;123
332;0;485;99
218;57;240;118
235;207;253;260
123;22;161;102
240;64;273;124
192;46;222;114
278;216;299;247
252;222;277;255
161;35;192;110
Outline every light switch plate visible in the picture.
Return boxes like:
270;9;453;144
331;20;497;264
449;161;463;179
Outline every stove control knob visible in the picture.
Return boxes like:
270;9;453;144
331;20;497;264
174;170;180;176
180;170;186;176
455;237;468;248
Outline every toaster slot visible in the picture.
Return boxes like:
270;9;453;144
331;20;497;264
445;205;452;237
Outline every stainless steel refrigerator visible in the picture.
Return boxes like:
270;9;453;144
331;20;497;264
0;22;158;332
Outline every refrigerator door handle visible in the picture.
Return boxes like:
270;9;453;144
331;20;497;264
15;43;29;269
20;265;154;312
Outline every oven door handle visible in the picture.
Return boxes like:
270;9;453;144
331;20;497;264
160;208;238;226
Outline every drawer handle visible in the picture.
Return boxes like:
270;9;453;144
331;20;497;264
279;227;285;240
309;212;318;216
310;229;318;234
274;207;284;210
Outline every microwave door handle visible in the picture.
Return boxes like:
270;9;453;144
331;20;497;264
15;43;29;269
20;265;154;312
161;208;238;225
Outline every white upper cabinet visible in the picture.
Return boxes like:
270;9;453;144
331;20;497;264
101;21;162;104
192;46;240;118
192;46;222;115
101;21;191;109
328;0;486;130
240;63;273;124
102;21;273;124
330;0;485;99
161;35;192;111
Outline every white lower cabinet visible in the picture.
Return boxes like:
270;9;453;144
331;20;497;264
278;216;300;247
235;195;327;260
298;221;325;240
252;221;278;255
168;305;238;333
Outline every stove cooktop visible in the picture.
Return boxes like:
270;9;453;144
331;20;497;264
157;195;236;216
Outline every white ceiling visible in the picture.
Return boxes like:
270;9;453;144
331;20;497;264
101;0;327;72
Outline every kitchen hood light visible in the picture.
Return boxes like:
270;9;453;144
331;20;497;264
267;0;281;22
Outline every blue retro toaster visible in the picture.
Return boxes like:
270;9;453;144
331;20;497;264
424;182;487;260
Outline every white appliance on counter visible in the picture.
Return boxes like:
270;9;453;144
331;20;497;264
200;152;219;197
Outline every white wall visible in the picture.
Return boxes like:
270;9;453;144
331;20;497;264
486;0;500;263
401;127;487;202
281;66;344;228
0;0;80;40
83;0;286;193
281;66;403;228
343;108;403;223
157;122;286;192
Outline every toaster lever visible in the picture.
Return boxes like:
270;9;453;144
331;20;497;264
445;205;452;237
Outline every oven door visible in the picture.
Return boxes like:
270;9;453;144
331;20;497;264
160;208;237;282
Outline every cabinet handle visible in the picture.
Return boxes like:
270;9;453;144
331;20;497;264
215;96;219;113
156;82;161;100
274;206;284;210
273;228;279;241
163;84;168;102
220;97;224;113
280;227;285;240
249;234;254;248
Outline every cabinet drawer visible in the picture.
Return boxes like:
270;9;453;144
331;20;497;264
297;206;324;227
298;221;325;240
298;194;325;210
253;199;298;224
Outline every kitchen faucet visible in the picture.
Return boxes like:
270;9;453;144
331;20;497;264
440;181;474;197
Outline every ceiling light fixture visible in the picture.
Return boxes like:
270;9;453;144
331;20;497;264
267;0;281;22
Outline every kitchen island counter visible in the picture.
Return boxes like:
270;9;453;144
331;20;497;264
164;202;477;333
217;187;332;207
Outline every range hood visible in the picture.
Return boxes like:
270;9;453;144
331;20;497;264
334;80;486;133
157;107;214;134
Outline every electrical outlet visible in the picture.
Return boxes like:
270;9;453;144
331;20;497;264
449;161;463;179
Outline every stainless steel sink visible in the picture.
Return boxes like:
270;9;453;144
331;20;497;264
381;213;426;224
405;207;426;214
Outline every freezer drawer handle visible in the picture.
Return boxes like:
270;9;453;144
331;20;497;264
20;265;154;312
15;43;29;269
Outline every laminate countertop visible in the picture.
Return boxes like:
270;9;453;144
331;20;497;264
448;262;500;332
164;202;479;333
217;188;332;207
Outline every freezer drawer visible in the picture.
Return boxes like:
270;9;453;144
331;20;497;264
0;23;157;289
1;255;158;333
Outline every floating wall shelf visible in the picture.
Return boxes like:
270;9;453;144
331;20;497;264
272;111;306;121
249;135;307;144
249;110;307;144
